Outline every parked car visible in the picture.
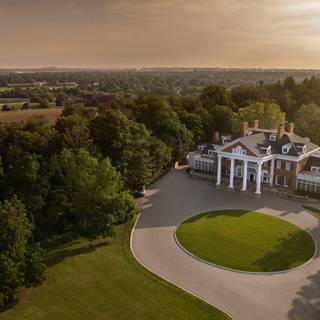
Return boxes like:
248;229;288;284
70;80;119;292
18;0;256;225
134;185;146;198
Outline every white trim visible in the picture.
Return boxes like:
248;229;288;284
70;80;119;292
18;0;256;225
219;138;261;157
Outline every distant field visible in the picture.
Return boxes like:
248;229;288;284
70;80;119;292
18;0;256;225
0;108;63;124
0;87;13;92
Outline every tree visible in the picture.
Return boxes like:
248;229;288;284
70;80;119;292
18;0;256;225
294;103;320;145
48;149;135;239
38;99;50;109
239;102;286;129
200;85;234;110
91;109;151;188
206;105;239;135
55;92;70;107
55;114;92;150
133;96;193;159
0;196;45;308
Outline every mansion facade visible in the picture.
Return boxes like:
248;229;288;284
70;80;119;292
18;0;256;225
188;120;320;195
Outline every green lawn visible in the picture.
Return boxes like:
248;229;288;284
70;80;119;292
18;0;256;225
176;210;315;272
303;206;320;219
1;219;230;320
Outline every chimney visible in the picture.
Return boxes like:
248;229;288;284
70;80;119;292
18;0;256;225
286;122;294;134
212;131;220;144
242;121;248;133
277;125;285;140
253;119;259;129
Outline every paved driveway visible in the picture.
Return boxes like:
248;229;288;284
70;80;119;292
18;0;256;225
131;168;320;320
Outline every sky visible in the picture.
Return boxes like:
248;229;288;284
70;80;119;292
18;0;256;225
0;0;320;69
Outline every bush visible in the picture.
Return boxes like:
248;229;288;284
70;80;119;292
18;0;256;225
295;190;320;200
2;104;10;111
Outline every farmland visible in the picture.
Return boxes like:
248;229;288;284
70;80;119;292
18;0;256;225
0;108;63;124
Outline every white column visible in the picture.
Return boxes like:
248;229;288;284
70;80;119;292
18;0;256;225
269;158;275;186
229;158;235;189
256;162;262;194
242;160;248;191
216;156;222;186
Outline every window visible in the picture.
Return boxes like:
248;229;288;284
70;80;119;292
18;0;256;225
275;175;289;187
297;178;320;193
282;144;291;154
285;162;292;171
269;134;276;142
232;146;246;156
208;150;214;156
198;146;204;151
244;131;252;137
221;136;231;145
262;172;269;183
311;166;320;173
276;160;282;169
236;166;243;177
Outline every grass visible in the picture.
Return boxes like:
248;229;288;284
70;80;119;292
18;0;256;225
176;210;315;272
0;219;230;320
0;108;62;124
302;206;320;219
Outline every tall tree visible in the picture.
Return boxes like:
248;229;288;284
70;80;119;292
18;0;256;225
239;102;286;129
294;103;320;145
0;196;45;308
48;149;135;239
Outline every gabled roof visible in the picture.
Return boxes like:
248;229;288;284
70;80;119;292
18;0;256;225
219;131;319;158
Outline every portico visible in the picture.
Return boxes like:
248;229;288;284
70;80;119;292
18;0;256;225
216;154;264;194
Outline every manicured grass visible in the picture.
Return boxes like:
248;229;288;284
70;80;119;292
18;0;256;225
1;219;230;320
303;206;320;219
176;210;315;272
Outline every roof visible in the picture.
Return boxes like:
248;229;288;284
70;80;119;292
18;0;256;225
305;156;320;170
219;130;319;158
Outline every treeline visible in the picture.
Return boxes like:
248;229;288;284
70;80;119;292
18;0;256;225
1;69;320;95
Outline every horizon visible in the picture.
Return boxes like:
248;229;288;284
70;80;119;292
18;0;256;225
0;1;319;69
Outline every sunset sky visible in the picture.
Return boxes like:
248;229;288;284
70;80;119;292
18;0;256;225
0;0;319;69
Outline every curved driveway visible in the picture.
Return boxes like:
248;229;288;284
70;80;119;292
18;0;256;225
131;168;320;320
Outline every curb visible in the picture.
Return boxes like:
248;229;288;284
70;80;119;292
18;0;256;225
174;209;318;276
130;213;236;320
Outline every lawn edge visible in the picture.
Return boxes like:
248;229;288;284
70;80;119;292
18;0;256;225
174;209;317;275
130;213;235;320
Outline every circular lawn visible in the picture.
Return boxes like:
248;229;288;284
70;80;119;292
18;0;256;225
176;210;316;272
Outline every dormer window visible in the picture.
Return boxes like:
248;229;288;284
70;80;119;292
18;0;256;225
260;145;271;155
296;144;307;154
221;136;231;145
198;146;204;151
282;144;291;154
208;150;214;156
244;130;252;137
269;134;276;142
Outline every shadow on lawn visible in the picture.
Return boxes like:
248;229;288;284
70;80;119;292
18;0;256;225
182;210;250;224
45;241;109;267
288;271;320;320
253;230;315;272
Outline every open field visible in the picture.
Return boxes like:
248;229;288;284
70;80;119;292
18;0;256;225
0;108;63;124
176;210;315;272
0;219;230;320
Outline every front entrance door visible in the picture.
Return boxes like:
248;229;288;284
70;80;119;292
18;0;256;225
249;173;255;182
